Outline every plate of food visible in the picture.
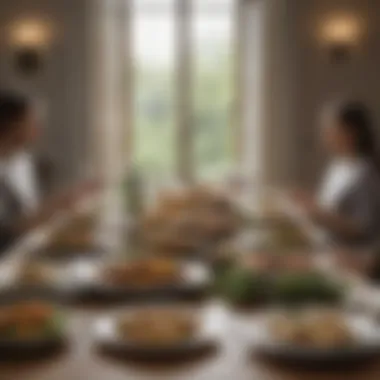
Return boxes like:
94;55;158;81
72;258;211;301
271;271;345;306
40;213;103;260
215;260;345;308
253;309;380;364
241;251;314;274
137;187;241;256
141;221;204;257
0;263;74;302
259;222;312;253
94;306;220;359
0;301;67;359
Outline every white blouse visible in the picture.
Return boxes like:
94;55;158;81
318;158;367;211
0;152;39;216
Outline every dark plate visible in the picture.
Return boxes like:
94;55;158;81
36;246;105;262
0;336;67;361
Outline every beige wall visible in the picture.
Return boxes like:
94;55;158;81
0;0;378;190
261;0;298;188
276;0;380;187
0;0;92;188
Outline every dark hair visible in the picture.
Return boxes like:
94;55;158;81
336;102;377;160
0;91;29;135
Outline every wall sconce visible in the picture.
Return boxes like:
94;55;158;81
320;15;363;63
8;19;53;77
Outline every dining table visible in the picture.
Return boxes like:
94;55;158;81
0;301;379;380
0;188;380;380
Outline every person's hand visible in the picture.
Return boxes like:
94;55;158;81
53;179;102;211
70;179;102;201
80;179;103;194
335;250;374;275
52;188;80;211
288;189;319;217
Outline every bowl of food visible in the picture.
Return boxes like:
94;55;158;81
272;271;345;307
85;258;211;301
254;308;380;365
215;262;345;308
41;213;101;259
102;258;181;288
256;220;312;254
0;263;73;303
215;266;272;307
138;187;241;256
241;252;313;274
94;306;219;359
118;309;198;346
0;301;66;359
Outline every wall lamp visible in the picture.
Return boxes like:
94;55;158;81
8;19;53;77
319;14;363;63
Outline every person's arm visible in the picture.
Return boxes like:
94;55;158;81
0;193;69;253
312;179;377;241
291;181;377;241
0;223;18;253
312;209;365;239
335;249;377;276
11;180;101;235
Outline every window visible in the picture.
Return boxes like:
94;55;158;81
96;0;264;191
129;0;238;182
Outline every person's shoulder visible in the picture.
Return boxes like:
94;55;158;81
6;151;35;180
360;163;380;188
9;151;33;165
365;163;380;177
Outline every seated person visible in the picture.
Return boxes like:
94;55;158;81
292;102;380;276
0;90;99;252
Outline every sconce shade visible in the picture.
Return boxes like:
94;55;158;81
319;14;363;64
329;43;351;63
13;48;43;77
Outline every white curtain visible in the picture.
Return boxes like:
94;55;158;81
89;0;129;185
237;0;265;207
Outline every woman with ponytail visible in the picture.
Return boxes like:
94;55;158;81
294;101;380;250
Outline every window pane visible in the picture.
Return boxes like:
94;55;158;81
192;0;236;180
132;0;176;179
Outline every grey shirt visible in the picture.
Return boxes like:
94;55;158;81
330;164;380;247
0;152;39;253
0;179;23;253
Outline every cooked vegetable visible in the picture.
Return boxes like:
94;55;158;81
0;302;64;340
215;264;345;307
215;266;271;305
273;272;344;306
43;312;65;339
